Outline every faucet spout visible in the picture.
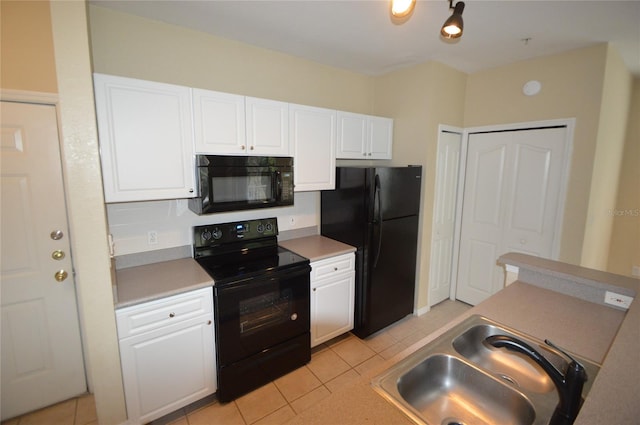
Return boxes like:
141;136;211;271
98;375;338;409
486;335;587;425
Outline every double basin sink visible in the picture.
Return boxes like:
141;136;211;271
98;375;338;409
372;315;600;425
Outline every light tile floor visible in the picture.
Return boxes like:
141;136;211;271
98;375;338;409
2;299;470;425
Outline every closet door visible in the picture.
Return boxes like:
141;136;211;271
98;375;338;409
456;127;568;305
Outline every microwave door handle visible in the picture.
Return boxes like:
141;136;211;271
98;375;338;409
275;171;282;200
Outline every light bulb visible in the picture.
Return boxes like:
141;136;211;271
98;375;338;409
391;0;416;17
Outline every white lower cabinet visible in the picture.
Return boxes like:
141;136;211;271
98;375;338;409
310;253;355;347
116;287;216;424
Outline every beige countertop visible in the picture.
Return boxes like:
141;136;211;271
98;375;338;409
113;235;354;308
279;235;356;262
286;281;635;425
112;248;639;423
114;258;213;308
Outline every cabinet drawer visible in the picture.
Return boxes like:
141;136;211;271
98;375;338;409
311;253;355;281
116;287;213;339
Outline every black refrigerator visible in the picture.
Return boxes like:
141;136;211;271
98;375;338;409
321;166;422;338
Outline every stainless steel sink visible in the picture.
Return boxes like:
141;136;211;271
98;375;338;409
372;315;601;425
397;354;535;425
452;324;556;393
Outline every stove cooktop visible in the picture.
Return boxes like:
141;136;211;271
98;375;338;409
195;246;309;286
192;218;309;286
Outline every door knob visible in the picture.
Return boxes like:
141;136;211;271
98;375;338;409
50;230;64;240
54;270;68;282
52;250;65;260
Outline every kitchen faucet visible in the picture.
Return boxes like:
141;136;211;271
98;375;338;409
485;335;588;425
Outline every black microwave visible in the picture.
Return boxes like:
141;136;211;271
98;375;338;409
188;155;294;215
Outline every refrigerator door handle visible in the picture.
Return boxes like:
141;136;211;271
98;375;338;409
373;174;383;268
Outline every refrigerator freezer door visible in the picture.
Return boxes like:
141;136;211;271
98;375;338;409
375;167;422;219
320;167;368;249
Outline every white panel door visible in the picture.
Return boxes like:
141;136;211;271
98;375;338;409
456;127;567;305
1;101;86;420
429;130;462;306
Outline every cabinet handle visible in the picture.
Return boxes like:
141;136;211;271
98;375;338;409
207;320;212;325
169;313;175;318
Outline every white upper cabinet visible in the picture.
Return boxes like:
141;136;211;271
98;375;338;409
289;104;336;192
192;89;246;154
93;73;195;203
193;89;290;156
368;115;394;159
336;111;393;160
245;97;290;156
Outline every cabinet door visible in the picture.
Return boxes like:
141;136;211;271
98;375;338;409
93;73;195;202
118;314;216;424
193;88;246;154
311;273;355;347
336;111;367;159
245;97;290;155
368;116;393;159
290;104;336;191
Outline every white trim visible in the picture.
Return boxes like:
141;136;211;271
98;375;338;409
1;89;58;105
415;305;431;317
505;264;520;274
449;118;575;301
429;125;463;307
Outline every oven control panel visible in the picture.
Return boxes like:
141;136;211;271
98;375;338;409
193;217;279;248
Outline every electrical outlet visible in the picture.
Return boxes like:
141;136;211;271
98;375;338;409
147;230;158;245
632;265;640;277
604;291;633;309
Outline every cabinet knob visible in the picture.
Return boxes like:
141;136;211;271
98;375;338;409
250;146;254;150
241;145;246;150
169;313;175;318
334;267;338;271
291;313;298;321
207;320;212;325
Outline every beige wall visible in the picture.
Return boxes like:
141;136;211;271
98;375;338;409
1;1;128;423
373;61;466;310
88;5;373;113
49;2;128;423
608;79;640;277
581;49;634;269
0;0;57;92
464;44;612;266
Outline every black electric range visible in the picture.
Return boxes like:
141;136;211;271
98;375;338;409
193;217;311;402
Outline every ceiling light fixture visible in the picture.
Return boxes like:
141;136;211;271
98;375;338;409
391;0;416;18
441;0;465;39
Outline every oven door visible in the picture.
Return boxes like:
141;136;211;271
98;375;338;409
214;264;310;367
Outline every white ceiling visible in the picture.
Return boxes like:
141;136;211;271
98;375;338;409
90;0;640;77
